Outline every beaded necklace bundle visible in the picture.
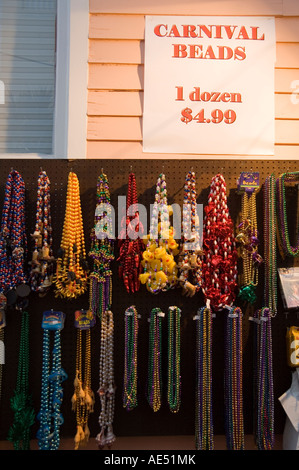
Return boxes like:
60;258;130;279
224;305;244;450
167;306;181;413
123;306;139;411
30;170;54;295
37;310;67;450
253;174;276;450
0;169;27;295
0;294;5;405
200;174;244;450
178;171;203;297
118;173;144;293
72;310;95;450
147;307;164;412
7;305;35;450
140;173;178;294
236;177;262;305
89;173;114;321
55;172;88;299
201;174;238;309
96;309;116;449
195;305;213;450
276;171;299;258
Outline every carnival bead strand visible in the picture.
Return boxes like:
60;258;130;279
195;305;213;450
96;309;116;449
0;169;27;295
29;170;54;295
140;173;179;294
224;306;244;450
37;311;67;450
54;172;88;299
178;171;203;297
72;310;95;450
89;173;114;320
252;174;276;450
236;183;262;305
118;173;144;293
202;174;238;309
123;306;139;411
7;306;35;450
264;174;277;316
276;171;299;258
167;306;181;413
253;307;274;450
200;174;244;450
147;307;164;412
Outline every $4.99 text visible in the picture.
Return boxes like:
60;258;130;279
181;108;236;124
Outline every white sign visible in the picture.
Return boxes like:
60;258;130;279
143;16;276;155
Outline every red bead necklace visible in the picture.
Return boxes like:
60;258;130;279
202;174;238;310
118;172;144;293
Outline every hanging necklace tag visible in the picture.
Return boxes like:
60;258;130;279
42;310;65;330
157;311;165;318
74;309;96;330
237;172;260;194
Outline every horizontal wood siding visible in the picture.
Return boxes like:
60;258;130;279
87;0;299;159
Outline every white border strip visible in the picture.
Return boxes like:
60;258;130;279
0;0;89;160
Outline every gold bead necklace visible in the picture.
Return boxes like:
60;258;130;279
55;172;88;299
72;310;95;450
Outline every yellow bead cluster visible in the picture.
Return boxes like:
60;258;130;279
139;212;179;294
54;172;88;299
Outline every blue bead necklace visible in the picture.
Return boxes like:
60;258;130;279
0;169;27;295
36;310;67;450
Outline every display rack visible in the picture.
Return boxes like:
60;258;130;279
0;158;298;446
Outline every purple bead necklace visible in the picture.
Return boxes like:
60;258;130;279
253;174;275;450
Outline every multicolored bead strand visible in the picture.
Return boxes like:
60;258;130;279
254;307;274;450
252;174;276;450
0;169;27;295
224;306;244;450
37;311;67;450
195;306;213;450
264;174;277;316
201;174;243;450
0;293;6;405
89;173;114;321
178;171;203;297
29;170;55;295
72;310;95;450
54;172;88;299
7;307;35;450
140;173;179;294
123;306;139;411
276;171;299;258
96;309;116;449
147;307;164;412
167;306;181;413
236;184;262;304
118;173;144;293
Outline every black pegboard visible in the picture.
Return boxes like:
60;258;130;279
0;158;298;445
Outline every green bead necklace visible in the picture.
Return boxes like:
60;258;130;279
7;306;35;450
167;306;181;413
123;306;139;411
276;171;299;258
147;307;164;412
